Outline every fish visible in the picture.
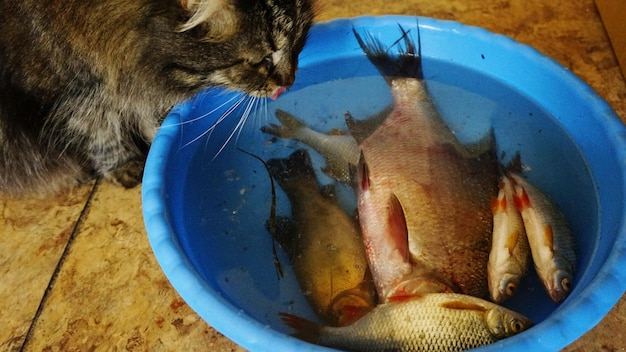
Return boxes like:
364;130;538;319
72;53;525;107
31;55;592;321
262;109;361;183
280;292;533;352
348;25;499;301
266;149;377;326
509;172;576;303
487;174;531;303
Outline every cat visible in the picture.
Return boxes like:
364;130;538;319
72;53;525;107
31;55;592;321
0;0;315;195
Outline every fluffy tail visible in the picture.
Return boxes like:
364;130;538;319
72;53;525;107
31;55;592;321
352;23;423;80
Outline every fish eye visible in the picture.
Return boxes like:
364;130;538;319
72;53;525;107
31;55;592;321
506;282;517;296
561;277;572;292
510;319;524;333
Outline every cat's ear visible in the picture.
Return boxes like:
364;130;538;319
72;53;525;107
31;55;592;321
179;0;238;41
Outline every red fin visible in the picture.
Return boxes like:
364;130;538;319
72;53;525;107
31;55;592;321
387;193;410;263
338;305;373;325
440;301;487;313
279;313;322;343
387;293;424;303
514;187;531;210
491;194;507;213
491;197;499;212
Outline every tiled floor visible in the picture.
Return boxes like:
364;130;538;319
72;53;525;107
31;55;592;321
2;0;625;351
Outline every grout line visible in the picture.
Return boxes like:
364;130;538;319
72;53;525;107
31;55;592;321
19;178;102;352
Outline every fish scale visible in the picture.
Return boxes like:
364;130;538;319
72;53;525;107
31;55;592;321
349;49;499;300
281;293;532;352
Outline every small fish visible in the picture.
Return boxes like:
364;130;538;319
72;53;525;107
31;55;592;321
262;109;360;183
267;149;376;326
281;292;533;352
487;174;530;303
509;172;576;303
349;25;499;301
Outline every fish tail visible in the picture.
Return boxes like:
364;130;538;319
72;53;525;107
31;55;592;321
279;312;323;344
352;22;423;79
267;149;316;186
262;109;306;138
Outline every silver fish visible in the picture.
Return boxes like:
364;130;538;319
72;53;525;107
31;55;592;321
349;26;499;301
281;292;533;352
487;174;530;303
267;149;377;326
509;172;576;303
262;109;360;183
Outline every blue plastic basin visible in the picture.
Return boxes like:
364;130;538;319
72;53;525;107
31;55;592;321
142;16;626;351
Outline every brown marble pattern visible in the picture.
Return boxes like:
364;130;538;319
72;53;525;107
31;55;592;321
0;0;625;351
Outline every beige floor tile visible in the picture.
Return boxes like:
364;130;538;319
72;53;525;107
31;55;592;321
0;184;94;351
22;182;244;351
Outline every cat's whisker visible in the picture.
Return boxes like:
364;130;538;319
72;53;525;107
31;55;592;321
178;93;249;152
212;95;266;159
167;91;242;130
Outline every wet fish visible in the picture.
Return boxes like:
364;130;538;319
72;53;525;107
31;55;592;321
266;149;376;326
487;174;530;303
509;172;576;303
262;109;360;183
281;292;533;352
349;26;499;301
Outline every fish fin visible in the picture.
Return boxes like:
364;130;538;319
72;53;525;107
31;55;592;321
387;193;411;264
491;191;507;213
351;151;370;192
265;216;298;251
344;105;394;144
513;185;531;211
279;313;323;343
440;301;488;313
466;128;497;159
505;230;520;256
544;224;555;252
328;128;348;136
352;23;423;80
273;109;305;136
267;149;316;186
504;152;524;174
337;305;374;325
387;293;424;303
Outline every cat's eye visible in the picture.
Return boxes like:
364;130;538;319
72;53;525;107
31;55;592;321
254;54;274;73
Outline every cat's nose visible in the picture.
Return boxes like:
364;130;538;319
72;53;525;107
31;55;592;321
273;71;296;87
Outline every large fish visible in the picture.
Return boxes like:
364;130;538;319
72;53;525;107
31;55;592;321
281;292;533;352
262;109;361;183
509;172;576;303
266;149;376;326
349;26;499;301
487;174;530;303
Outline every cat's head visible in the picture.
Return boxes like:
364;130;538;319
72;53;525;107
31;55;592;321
161;0;315;99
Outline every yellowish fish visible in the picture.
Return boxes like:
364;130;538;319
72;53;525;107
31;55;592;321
281;293;533;352
267;149;377;326
509;172;576;303
487;174;530;303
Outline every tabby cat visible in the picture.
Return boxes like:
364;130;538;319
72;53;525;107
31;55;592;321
0;0;314;194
